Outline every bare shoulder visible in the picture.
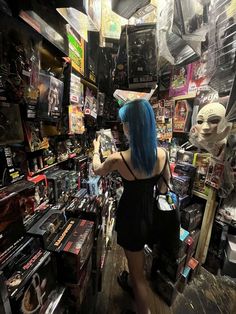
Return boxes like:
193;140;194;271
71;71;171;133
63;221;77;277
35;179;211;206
157;147;167;161
108;152;121;161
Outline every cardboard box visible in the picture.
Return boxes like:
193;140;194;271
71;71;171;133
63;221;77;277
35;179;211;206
181;203;204;231
27;209;66;249
152;270;179;306
66;256;92;311
176;266;191;293
187;257;199;281
0;238;57;314
48;218;78;253
0;190;25;258
58;220;94;283
158;253;186;282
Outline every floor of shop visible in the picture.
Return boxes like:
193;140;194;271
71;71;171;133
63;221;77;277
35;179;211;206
96;235;236;314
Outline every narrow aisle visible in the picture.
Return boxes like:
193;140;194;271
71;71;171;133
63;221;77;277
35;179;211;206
96;235;236;314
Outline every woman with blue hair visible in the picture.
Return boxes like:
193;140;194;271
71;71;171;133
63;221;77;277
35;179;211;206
93;99;170;314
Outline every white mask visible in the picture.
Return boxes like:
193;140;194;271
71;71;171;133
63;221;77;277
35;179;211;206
189;102;232;157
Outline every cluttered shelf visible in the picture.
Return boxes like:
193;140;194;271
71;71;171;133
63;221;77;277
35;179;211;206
28;153;77;177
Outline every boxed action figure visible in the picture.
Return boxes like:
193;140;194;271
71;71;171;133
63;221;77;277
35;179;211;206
157;253;186;282
181;203;204;231
152;270;180;306
66;256;92;312
27;209;66;249
96;129;117;159
193;153;211;195
58;220;94;283
46;170;68;204
0;190;25;259
173;100;192;133
27;175;48;208
127;23;157;89
37;73;64;121
48;218;78;253
1;242;57;314
0;102;24;145
0;146;25;188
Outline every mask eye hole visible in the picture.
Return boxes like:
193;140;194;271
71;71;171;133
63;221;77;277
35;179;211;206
197;120;203;125
208;119;220;124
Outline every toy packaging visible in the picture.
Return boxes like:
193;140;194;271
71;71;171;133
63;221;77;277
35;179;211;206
127;23;157;89
173;100;192;133
0;189;26;259
23;121;49;152
68;105;85;135
57;220;94;283
205;158;225;190
0;103;24;145
169;65;192;97
37;73;64;121
97;129;117;159
0;146;25;188
153;100;174;141
193;153;211;195
27;208;66;249
70;73;84;106
181;203;204;232
0;239;57;314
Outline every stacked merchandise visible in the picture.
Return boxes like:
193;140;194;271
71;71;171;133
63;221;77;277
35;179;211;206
0;5;120;313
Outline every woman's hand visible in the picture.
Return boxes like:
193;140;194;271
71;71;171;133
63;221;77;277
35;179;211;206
93;135;101;153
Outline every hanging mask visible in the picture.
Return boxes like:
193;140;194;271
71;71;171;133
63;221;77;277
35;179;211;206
189;102;232;157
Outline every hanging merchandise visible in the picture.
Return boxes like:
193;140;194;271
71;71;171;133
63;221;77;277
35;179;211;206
207;0;236;94
157;0;200;67
100;0;127;43
188;59;211;94
69;105;85;135
173;100;192;133
127;23;157;89
189;102;232;158
153;100;174;141
169;64;192;97
176;0;210;42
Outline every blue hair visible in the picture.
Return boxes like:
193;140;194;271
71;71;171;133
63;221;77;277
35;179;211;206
119;99;157;176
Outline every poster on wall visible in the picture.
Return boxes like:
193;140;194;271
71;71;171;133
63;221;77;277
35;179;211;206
67;26;85;76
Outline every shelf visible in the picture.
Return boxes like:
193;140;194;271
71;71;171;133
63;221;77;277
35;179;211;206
28;154;77;177
193;190;208;200
172;93;196;101
71;65;98;90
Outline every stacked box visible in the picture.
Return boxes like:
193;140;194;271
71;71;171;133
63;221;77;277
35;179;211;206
57;220;94;284
27;209;66;249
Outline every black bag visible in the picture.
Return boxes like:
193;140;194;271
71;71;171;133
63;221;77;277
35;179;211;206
151;157;180;260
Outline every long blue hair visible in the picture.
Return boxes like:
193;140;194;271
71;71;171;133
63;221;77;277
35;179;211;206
119;99;157;176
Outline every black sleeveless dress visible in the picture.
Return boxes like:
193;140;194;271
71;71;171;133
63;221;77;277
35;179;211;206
115;152;167;252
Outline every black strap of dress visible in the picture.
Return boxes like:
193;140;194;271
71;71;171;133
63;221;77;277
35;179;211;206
120;149;168;181
120;152;137;180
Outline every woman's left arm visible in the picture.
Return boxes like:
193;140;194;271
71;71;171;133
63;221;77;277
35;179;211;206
92;136;119;176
